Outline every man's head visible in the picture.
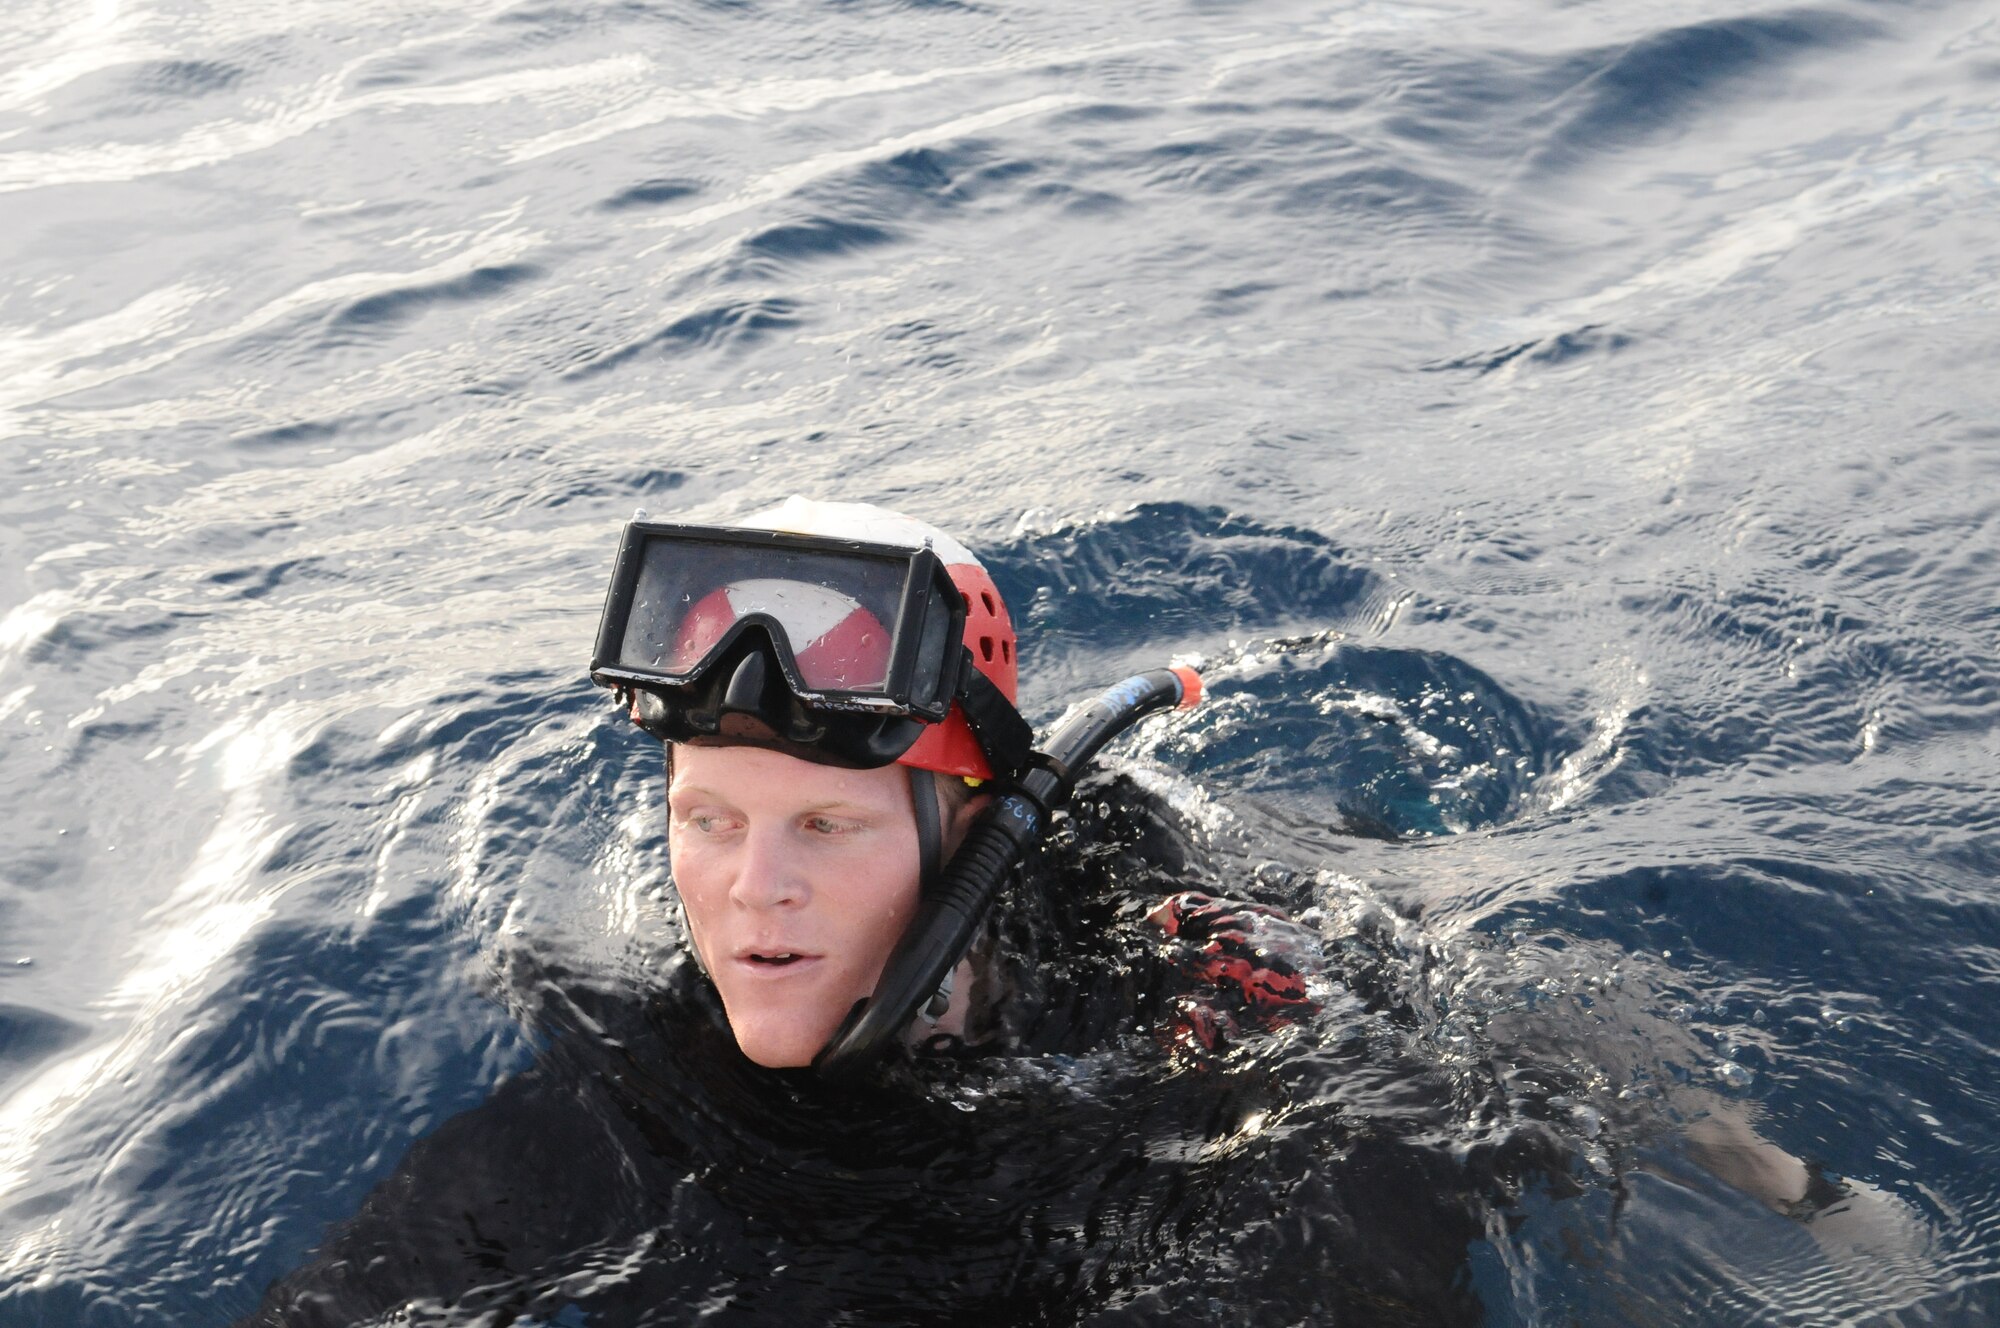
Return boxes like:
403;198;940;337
599;497;1020;1067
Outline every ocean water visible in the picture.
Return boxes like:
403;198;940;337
3;0;1998;1322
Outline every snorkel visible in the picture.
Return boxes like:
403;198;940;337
814;664;1201;1078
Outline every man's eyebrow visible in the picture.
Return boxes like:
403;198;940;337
669;786;882;816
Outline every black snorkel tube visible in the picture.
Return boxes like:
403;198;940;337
814;665;1203;1079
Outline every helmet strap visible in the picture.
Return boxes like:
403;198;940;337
662;743;712;982
908;766;942;896
907;765;961;1024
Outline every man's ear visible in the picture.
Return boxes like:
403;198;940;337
943;785;989;854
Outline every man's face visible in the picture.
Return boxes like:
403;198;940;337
666;744;930;1068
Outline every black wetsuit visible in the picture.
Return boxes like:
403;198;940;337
245;787;1562;1326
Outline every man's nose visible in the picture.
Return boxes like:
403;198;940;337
730;824;806;909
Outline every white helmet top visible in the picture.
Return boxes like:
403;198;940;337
744;496;981;570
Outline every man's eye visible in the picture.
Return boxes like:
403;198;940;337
803;815;852;835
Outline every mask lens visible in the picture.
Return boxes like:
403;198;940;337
674;578;891;689
616;536;908;693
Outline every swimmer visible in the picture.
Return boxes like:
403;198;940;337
239;498;1335;1327
243;499;1921;1324
589;495;1309;1070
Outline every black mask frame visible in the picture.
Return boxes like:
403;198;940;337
592;519;1035;779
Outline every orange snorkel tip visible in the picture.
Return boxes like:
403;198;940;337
1170;664;1203;710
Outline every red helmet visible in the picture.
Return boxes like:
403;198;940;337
742;497;1018;781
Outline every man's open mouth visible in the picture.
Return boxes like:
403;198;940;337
745;952;812;966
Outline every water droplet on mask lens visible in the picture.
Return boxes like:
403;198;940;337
951;1099;976;1113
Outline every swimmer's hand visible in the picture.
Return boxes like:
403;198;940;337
1147;891;1320;1053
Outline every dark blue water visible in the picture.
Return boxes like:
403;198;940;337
4;0;1998;1321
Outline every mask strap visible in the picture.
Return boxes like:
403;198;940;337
954;651;1034;782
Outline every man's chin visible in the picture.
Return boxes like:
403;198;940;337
723;1006;839;1069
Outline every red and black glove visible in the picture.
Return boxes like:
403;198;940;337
1148;891;1320;1053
